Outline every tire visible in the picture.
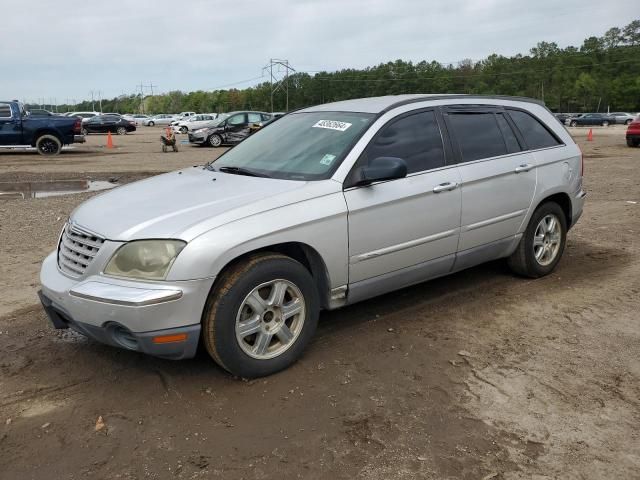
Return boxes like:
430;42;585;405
625;119;632;125
602;121;609;127
180;126;188;134
35;134;62;156
628;138;639;148
570;121;577;127
162;144;167;153
81;128;88;136
508;202;567;278
202;253;319;378
116;127;126;135
208;134;222;147
148;121;155;127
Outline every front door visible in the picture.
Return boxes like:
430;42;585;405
0;102;22;145
344;109;462;292
224;113;248;144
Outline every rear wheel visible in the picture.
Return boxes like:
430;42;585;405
81;128;88;136
180;126;188;134
202;253;319;378
508;202;567;278
570;120;577;127
628;138;639;148
148;121;155;127
602;120;610;127
116;127;127;135
35;134;62;156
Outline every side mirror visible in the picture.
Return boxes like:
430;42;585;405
352;157;407;187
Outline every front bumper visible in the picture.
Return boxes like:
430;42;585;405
39;252;215;359
73;135;86;143
188;132;207;144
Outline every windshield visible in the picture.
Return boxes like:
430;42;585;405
210;111;374;181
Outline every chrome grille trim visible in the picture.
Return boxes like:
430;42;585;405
57;223;105;277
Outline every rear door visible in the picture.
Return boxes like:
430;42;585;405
344;108;462;287
442;106;536;257
0;102;22;144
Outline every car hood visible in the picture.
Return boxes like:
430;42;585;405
70;167;336;242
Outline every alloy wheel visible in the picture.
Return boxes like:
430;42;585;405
533;214;562;266
235;279;306;360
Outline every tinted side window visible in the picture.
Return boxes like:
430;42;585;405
362;110;445;174
448;112;507;162
247;113;262;123
0;103;12;118
508;109;560;150
496;113;521;154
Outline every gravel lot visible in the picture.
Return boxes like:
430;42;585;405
1;125;638;479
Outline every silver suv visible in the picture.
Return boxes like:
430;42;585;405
39;95;586;377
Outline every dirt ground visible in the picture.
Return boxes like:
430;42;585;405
0;125;638;479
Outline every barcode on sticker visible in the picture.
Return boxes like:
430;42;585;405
312;120;352;131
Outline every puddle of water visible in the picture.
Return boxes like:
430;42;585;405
0;179;118;200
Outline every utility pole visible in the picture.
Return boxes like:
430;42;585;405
137;82;146;114
147;82;157;97
89;90;97;111
263;59;295;112
97;91;103;113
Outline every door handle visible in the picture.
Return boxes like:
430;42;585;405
433;182;459;193
514;163;533;173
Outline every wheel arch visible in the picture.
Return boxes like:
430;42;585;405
532;191;573;228
207;242;333;310
31;129;63;147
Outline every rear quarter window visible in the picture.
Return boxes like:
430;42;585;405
447;112;508;162
508;109;561;150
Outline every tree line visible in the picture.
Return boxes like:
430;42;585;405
50;19;640;115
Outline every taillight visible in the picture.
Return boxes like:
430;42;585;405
128;121;135;126
73;118;82;134
578;144;584;177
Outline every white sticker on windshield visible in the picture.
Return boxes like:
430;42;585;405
312;120;352;131
320;154;336;166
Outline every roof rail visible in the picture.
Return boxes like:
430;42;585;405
381;94;545;114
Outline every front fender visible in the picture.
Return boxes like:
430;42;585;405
166;191;349;289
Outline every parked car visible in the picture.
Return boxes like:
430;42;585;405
81;115;136;135
188;111;271;147
567;113;614;127
553;113;571;124
172;114;218;134
143;114;175;126
67;111;101;124
609;112;636;125
626;117;640;147
0;100;85;155
170;112;197;125
39;94;585;377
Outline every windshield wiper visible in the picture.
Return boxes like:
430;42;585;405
216;166;271;178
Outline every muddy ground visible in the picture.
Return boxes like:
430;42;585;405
0;126;638;479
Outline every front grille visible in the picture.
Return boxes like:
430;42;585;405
57;223;105;277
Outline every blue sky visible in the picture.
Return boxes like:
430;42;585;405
1;0;635;104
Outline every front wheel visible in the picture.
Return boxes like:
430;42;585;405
625;119;632;125
628;138;639;148
508;202;567;278
81;128;88;136
570;121;577;127
202;253;319;378
602;121;609;127
180;126;188;134
35;134;62;156
208;134;222;147
148;121;155;127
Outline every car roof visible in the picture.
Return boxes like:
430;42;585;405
298;94;545;114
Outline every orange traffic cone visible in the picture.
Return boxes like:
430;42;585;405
106;131;114;148
587;128;593;142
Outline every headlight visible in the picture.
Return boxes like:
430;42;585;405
104;240;186;280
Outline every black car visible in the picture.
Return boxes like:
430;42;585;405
188;111;271;147
567;113;615;127
82;115;136;135
553;113;571;124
